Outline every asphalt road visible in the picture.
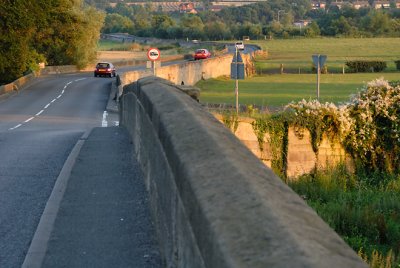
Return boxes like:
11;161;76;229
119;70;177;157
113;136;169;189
0;73;119;267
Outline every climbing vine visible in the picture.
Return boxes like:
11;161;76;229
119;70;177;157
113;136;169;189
252;113;289;178
222;110;239;133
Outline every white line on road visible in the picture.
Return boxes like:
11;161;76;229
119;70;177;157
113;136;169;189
24;117;35;123
102;111;108;127
9;124;22;130
8;78;86;131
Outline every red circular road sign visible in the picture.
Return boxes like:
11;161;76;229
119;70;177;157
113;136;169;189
147;48;161;61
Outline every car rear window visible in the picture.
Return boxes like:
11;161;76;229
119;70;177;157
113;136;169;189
196;49;205;54
97;63;109;68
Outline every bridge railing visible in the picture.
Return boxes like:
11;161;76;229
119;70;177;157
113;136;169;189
119;76;367;268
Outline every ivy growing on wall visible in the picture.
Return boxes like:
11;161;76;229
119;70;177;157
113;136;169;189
252;113;289;178
222;110;239;133
221;78;400;178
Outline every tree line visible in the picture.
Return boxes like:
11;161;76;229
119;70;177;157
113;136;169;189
101;0;400;40
0;0;104;84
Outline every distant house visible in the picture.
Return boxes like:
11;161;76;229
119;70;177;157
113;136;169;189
329;2;345;9
293;20;311;28
311;1;326;9
373;0;391;8
352;1;370;9
179;2;197;13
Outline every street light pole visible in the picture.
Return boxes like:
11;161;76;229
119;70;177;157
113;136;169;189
235;46;239;115
277;10;285;23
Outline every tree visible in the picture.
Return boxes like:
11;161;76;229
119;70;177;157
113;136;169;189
304;21;321;37
0;0;104;84
0;1;44;83
361;10;391;35
103;13;134;34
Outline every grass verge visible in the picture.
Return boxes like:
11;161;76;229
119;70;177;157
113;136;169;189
288;168;400;267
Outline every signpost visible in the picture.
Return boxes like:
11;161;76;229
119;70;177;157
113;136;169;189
147;48;161;76
231;47;245;114
312;54;327;100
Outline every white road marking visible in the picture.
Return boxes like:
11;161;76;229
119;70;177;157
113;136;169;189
8;79;86;131
102;111;108;127
9;124;22;130
24;117;35;123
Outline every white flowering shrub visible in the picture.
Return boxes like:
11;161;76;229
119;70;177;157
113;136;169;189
285;78;400;173
285;99;342;154
344;78;400;172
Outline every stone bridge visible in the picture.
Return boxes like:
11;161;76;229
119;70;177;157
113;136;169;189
117;53;367;267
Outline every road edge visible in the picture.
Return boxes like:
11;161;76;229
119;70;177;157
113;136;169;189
22;130;92;268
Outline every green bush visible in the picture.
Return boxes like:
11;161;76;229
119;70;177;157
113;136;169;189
395;60;400;70
345;60;387;73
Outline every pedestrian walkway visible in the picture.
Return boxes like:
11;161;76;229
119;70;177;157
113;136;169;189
37;127;161;268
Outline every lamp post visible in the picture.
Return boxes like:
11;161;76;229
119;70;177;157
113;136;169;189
277;10;285;23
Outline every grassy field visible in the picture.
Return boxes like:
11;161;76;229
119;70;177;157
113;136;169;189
197;37;400;108
253;37;400;73
197;73;400;108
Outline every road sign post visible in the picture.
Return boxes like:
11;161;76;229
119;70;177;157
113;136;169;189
231;47;245;114
312;54;327;100
147;48;161;76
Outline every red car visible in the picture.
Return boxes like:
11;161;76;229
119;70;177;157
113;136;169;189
94;62;116;77
194;49;211;60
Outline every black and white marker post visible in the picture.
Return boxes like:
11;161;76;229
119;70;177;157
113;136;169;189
312;54;327;101
231;46;245;114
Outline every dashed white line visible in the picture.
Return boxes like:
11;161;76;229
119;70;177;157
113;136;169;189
24;117;35;123
9;124;22;130
8;78;86;131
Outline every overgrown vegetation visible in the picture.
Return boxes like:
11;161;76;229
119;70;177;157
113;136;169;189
289;167;400;267
0;0;104;84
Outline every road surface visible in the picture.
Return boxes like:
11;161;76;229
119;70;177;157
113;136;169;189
0;73;118;267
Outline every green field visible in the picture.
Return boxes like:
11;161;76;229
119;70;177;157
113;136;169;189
253;37;400;73
197;38;400;108
197;73;400;108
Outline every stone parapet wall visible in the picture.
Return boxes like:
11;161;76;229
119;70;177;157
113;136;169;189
216;115;349;178
119;76;367;268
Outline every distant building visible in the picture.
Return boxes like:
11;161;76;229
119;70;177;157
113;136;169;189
311;1;326;9
179;2;196;13
373;0;391;8
294;20;311;27
352;1;370;9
